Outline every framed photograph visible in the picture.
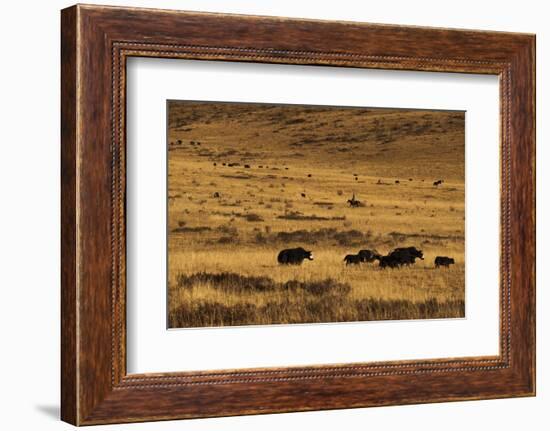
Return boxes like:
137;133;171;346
61;4;535;425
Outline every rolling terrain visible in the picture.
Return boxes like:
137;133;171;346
167;101;465;328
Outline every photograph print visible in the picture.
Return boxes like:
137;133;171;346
167;100;465;328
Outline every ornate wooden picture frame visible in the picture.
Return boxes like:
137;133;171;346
61;4;535;425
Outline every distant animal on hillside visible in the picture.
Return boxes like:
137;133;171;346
307;174;312;177
244;164;251;168
358;249;381;263
212;192;220;198
395;180;400;184
344;254;362;265
176;139;182;145
435;256;455;267
301;193;306;198
277;247;314;265
433;179;444;186
409;178;413;181
347;193;362;208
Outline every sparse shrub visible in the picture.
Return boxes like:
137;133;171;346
176;272;350;296
245;213;264;222
216;224;238;235
333;229;368;246
172;226;211;233
217;235;239;244
255;232;268;244
277;211;344;221
269;228;372;247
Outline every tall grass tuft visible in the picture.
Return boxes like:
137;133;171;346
169;272;464;328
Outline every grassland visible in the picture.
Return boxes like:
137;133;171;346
167;101;465;328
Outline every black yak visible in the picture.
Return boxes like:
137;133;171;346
435;256;455;267
391;247;424;262
358;249;381;263
378;247;424;268
277;247;314;265
344;254;362;265
378;255;401;269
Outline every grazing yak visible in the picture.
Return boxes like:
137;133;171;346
433;179;444;186
344;254;362;265
378;254;401;268
435;256;455;267
378;246;424;268
390;247;424;265
358;249;381;263
344;249;380;265
277;247;314;265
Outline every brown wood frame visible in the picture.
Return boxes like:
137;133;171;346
61;4;535;426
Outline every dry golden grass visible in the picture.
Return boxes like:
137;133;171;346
167;102;465;327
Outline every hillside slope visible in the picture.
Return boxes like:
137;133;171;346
168;101;465;181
